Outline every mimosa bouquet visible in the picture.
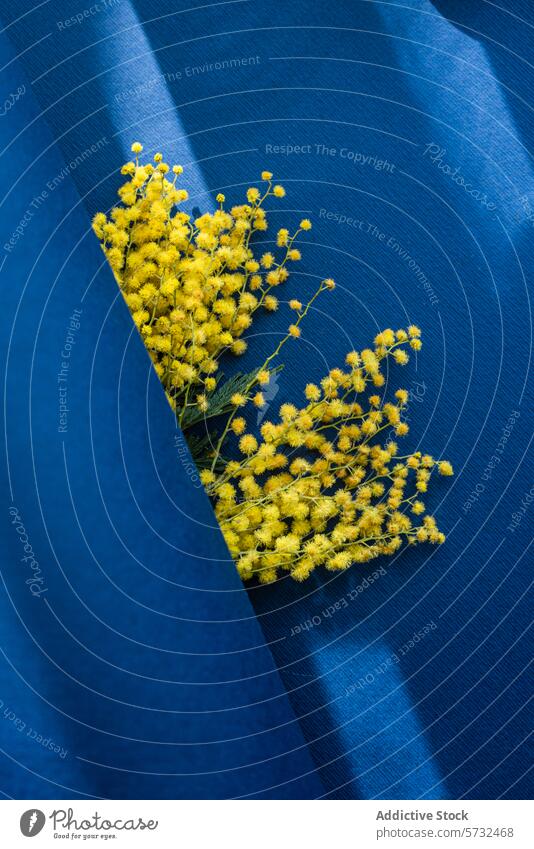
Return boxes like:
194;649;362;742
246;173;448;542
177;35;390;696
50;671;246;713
93;143;452;584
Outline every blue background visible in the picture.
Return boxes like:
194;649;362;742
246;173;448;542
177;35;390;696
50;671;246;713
0;0;532;799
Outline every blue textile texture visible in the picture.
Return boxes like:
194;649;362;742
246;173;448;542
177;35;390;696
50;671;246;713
0;0;532;800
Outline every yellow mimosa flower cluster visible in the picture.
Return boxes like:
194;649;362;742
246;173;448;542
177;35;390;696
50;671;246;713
95;145;453;583
202;328;452;583
93;143;317;425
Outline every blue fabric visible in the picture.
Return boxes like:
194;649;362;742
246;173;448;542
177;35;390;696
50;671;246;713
0;0;532;799
0;21;322;800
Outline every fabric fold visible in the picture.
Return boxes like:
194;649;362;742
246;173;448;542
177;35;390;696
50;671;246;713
0;27;323;799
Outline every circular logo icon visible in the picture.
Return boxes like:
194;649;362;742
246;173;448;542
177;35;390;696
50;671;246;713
20;809;46;837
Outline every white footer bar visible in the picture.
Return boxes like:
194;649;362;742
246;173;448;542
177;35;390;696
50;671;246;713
1;799;530;848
